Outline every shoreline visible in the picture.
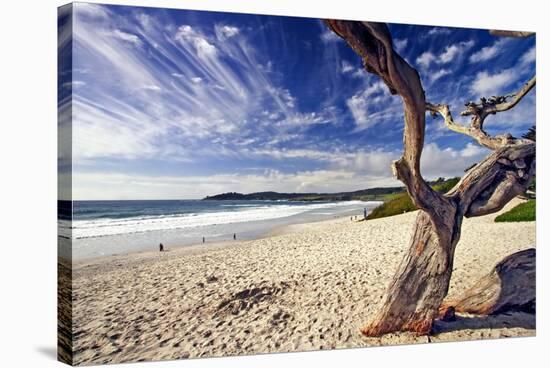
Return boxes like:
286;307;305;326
69;210;366;266
69;198;535;365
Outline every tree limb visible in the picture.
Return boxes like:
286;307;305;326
461;76;536;120
427;76;535;150
489;30;535;38
325;20;450;221
447;143;536;217
324;21;536;339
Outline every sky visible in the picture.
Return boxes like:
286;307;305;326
58;3;536;200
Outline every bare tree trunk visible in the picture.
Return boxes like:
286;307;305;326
362;210;460;335
324;20;536;337
362;144;534;335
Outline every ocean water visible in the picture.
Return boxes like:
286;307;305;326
59;199;381;260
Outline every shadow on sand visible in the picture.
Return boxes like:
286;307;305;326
432;311;535;334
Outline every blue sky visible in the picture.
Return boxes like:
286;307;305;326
60;3;536;200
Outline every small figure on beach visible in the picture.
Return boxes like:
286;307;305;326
202;237;205;243
233;233;237;240
159;243;164;252
364;208;367;219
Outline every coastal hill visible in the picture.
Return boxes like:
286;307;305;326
203;177;456;202
203;188;403;202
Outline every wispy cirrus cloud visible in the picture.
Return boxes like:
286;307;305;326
320;29;341;43
71;3;339;165
426;27;452;37
66;4;535;199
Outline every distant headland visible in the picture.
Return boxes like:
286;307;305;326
202;177;457;202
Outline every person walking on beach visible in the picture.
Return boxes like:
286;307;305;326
363;207;367;220
233;233;237;240
159;243;164;252
202;237;205;243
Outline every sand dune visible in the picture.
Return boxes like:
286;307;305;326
68;198;535;365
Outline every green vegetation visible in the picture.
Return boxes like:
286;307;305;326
203;186;404;202
366;177;460;220
522;125;536;142
495;200;536;222
366;192;416;219
204;177;462;222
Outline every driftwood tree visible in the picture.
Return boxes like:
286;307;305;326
324;21;536;336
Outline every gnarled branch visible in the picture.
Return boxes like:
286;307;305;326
489;30;535;38
448;143;536;217
325;20;450;222
325;21;536;338
427;76;536;150
461;76;536;120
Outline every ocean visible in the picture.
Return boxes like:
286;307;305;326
59;199;382;260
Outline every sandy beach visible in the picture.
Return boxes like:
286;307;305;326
66;198;535;365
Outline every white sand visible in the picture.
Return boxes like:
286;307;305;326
70;198;535;365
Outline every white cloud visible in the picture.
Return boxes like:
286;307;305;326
175;25;218;59
71;5;349;170
394;38;408;53
341;60;354;74
72;141;490;199
471;69;516;96
74;3;109;19
420;142;488;179
339;150;397;177
112;29;142;46
417;40;474;69
416;52;436;68
266;86;297;109
62;80;86;89
482;91;536;130
427;27;452;36
274;111;333;127
347;93;369;128
346;81;399;130
351;69;365;79
142;85;161;91
215;24;240;39
439;40;475;64
520;46;536;65
460;142;486;158
72;98;160;160
469;39;510;63
73;169;400;200
430;69;451;82
320;29;341;43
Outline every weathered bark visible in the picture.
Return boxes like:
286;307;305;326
427;76;536;150
361;143;535;335
451;143;536;218
361;210;460;335
439;249;535;316
324;20;536;337
489;30;535;38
